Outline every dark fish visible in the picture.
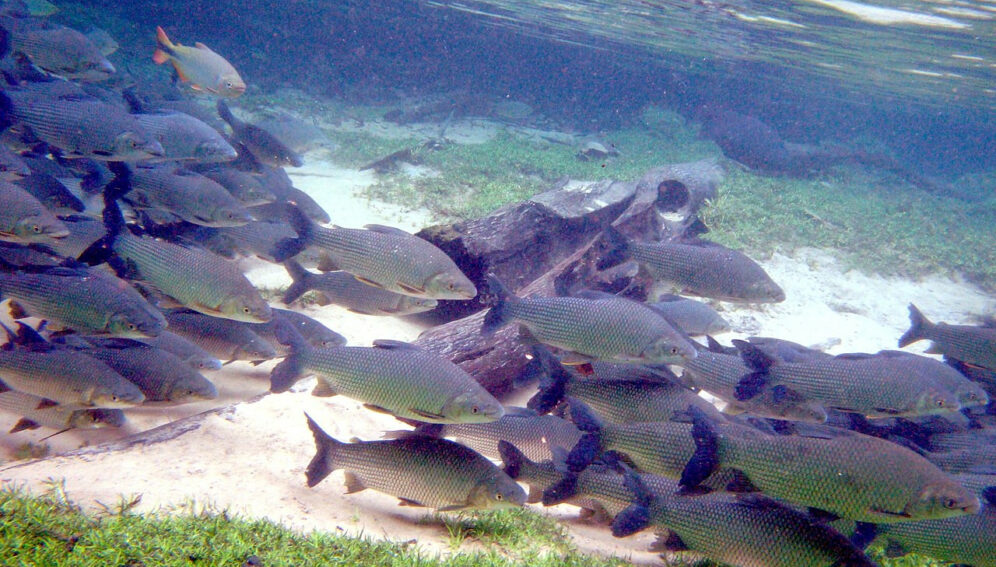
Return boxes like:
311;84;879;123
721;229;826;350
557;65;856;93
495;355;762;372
482;276;696;366
256;113;335;154
197;166;275;206
273;207;476;300
138;330;222;371
242;307;346;355
217;101;302;167
0;179;69;243
9;23;115;81
1;91;164;161
125;164;252;227
900;303;996;372
282;260;438;316
80;339;217;405
198;219;298;261
164;310;277;363
601;226;785;303
13;172;85;214
133;112;238;164
272;332;503;424
253;167;329;223
733;341;965;419
648;294;730;336
680;405;980;523
305;414;525;511
0;264;167;338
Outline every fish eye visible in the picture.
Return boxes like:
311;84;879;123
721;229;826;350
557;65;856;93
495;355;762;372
128;323;137;331
936;398;946;407
495;493;503;501
243;307;251;314
31;224;41;233
670;346;679;355
944;498;957;508
471;405;480;414
111;395;119;402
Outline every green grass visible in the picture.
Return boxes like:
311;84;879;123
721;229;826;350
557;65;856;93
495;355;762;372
0;485;633;567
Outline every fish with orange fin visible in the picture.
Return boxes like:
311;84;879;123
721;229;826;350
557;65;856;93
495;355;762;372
152;26;245;97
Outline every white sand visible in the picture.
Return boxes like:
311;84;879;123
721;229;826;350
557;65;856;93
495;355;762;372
1;141;993;562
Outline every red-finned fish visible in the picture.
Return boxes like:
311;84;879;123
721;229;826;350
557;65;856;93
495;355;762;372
152;26;245;98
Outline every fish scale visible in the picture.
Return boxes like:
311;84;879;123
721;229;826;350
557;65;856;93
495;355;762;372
0;180;68;243
284;344;502;424
429;410;582;461
84;342;217;404
0;348;144;408
307;417;525;510
0;268;165;337
127;166;250;227
595;421;699;478
560;377;718;424
114;232;270;323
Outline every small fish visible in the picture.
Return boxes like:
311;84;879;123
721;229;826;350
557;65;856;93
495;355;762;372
305;414;525;511
680;405;981;523
282;260;438;316
197;166;275;206
648;294;729;336
125;164;252;227
272;206;476;300
0;264;167;338
0;179;68;243
240;307;346;355
217;101;302;167
482;276;697;366
271;328;503;424
138;330;222;371
80;339;218;405
164;310;277;364
153;26;245;97
601;226;785;303
133;112;238;163
900;303;996;372
1;390;125;433
10;23;115;81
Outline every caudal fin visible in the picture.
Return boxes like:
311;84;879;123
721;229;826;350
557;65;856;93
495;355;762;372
679;405;720;490
270;205;313;263
610;469;653;537
304;413;342;487
524;345;571;414
281;260;314;304
898;303;931;348
596;225;631;270
153;26;173;64
481;274;516;336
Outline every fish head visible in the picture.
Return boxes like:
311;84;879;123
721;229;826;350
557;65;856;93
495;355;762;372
399;296;438;315
424;271;477;300
442;391;505;424
913;387;962;416
741;278;786;303
216;72;246;98
908;480;981;519
466;473;527;510
195;205;252;228
113;131;166;161
90;383;146;408
106;307;167;338
13;213;70;242
166;376;218;403
235;337;278;362
954;383;989;409
220;295;273;324
194;140;239;163
641;335;698;365
66;409;102;429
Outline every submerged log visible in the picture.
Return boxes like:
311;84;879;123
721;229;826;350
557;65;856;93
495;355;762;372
413;160;725;396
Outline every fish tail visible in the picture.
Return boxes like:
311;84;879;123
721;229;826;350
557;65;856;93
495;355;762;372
497;440;530;480
281;260;314;304
153;26;174;64
541;472;579;506
524;345;571;413
481;274;515;336
304;413;342;488
270;205;312;263
0;89;12;133
78;169;133;267
679;404;721;490
597;225;631;270
611;469;653;537
898;303;931;348
270;352;305;394
0;22;8;59
563;397;604;473
732;339;772;401
216;100;237;128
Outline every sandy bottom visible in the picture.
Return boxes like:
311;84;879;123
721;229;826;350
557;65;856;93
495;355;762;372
1;143;993;562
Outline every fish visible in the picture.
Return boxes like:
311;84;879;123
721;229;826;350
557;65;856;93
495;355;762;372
197;166;275;206
83;189;271;323
0;143;31;180
152;26;245;97
163;310;277;364
482;276;697;366
240;307;346;355
0;324;145;408
611;469;878;567
305;413;525;511
0;264;167;338
733;341;967;419
282;260;438;316
255;113;335;154
680;405;981;523
79;339;217;405
272;206;477;300
217;101;303;167
196;219;299;261
648;294;730;336
124;164;252;227
0;390;124;433
0;90;164;161
390;406;584;463
13;172;85;214
271;328;503;424
0;179;69;243
900;303;996;372
133;112;238;163
84;27;118;56
138;330;222;371
9;23;115;81
252;166;329;223
601;225;785;303
42;214;106;259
